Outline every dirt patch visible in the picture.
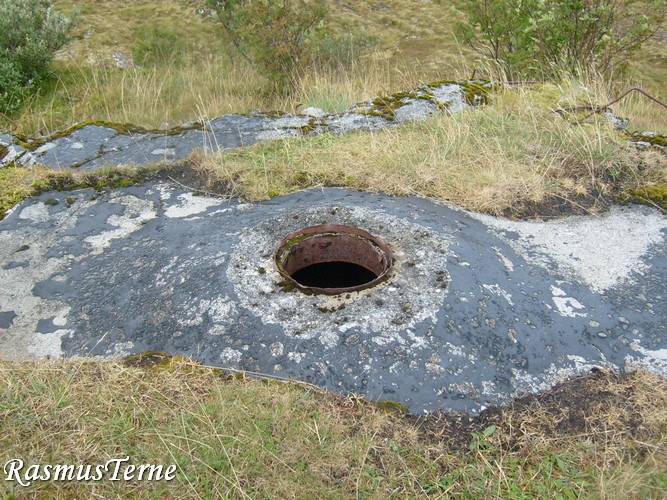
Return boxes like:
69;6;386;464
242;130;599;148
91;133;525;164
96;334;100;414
408;369;666;451
503;190;611;220
156;161;237;198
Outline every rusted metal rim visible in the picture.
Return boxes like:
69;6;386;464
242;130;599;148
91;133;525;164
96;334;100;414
274;224;393;295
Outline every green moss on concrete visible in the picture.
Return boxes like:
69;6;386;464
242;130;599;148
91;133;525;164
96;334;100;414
629;132;667;148
628;184;667;211
14;120;207;151
123;351;188;369
363;79;495;121
368;94;411;120
376;400;409;414
425;79;495;105
31;165;160;195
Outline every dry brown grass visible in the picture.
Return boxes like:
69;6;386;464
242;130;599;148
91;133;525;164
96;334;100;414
0;360;665;498
192;84;666;217
0;165;54;220
8;0;659;138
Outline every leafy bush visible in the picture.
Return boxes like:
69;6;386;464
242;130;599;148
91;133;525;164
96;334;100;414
0;0;74;114
455;0;667;78
189;0;328;92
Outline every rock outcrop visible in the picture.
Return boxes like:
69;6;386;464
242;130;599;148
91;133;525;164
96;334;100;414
0;81;484;170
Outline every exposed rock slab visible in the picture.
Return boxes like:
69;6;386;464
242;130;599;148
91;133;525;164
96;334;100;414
0;82;477;169
1;184;665;414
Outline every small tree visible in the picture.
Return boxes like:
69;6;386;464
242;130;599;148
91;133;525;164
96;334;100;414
189;0;328;92
455;0;540;76
0;0;74;114
456;0;667;78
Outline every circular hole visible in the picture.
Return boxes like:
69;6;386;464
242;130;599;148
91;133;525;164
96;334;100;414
274;224;393;295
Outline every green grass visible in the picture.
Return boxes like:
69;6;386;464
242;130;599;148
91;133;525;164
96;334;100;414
0;360;665;498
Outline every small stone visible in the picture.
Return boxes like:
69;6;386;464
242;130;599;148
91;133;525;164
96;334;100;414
151;148;175;156
113;51;132;69
597;332;608;338
44;198;59;206
302;107;326;118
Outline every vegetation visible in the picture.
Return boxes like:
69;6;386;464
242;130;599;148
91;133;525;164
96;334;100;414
0;163;164;220
0;0;662;136
0;0;74;114
455;0;667;78
1;360;665;498
194;83;666;216
187;0;328;91
0;2;667;496
132;25;181;66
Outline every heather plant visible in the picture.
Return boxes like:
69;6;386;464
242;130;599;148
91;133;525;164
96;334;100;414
0;0;74;115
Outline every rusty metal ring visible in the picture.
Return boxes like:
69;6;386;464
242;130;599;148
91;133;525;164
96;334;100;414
274;224;393;295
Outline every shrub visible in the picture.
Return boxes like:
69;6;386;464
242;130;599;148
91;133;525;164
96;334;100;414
0;0;74;114
455;0;667;78
189;0;328;92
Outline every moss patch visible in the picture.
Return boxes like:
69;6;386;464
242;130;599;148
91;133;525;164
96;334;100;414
32;165;161;194
628;132;667;149
376;400;409;414
0;165;49;221
628;184;667;211
123;350;183;369
425;79;495;106
14;120;206;151
360;80;494;121
367;91;422;120
0;163;171;221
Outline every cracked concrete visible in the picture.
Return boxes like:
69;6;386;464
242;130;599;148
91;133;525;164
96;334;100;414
1;184;665;414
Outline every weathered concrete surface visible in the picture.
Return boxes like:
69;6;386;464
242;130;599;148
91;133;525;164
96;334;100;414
0;83;473;170
1;184;665;414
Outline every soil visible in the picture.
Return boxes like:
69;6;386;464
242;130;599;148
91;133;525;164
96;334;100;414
502;190;612;220
152;162;238;198
160;162;619;220
407;369;654;451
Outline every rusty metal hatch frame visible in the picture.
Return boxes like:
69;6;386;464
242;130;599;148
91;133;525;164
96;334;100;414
274;224;394;295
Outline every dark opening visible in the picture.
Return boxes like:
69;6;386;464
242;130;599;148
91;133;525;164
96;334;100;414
274;223;393;295
291;262;378;289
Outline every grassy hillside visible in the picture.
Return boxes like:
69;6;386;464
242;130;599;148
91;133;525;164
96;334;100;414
2;0;663;136
0;0;664;219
